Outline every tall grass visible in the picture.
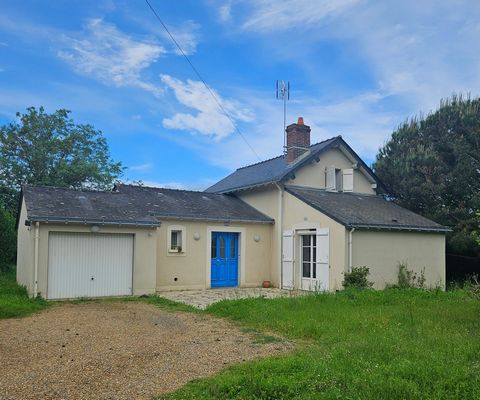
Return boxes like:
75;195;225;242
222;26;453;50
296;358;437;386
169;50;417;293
161;289;480;399
0;269;48;318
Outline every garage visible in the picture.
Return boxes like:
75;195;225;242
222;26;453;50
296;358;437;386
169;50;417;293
47;232;134;299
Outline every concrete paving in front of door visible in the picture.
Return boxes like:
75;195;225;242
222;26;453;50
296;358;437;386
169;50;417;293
157;287;307;310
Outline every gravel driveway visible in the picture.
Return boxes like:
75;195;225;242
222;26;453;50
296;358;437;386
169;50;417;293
0;302;289;400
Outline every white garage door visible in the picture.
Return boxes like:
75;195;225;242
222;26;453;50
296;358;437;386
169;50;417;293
48;232;133;299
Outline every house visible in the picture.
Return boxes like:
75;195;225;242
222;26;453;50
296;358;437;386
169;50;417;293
16;118;449;299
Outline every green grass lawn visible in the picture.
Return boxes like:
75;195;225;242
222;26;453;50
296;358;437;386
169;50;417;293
160;289;480;400
0;269;48;318
2;270;479;399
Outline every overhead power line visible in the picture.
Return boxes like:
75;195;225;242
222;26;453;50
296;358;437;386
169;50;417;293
144;0;263;163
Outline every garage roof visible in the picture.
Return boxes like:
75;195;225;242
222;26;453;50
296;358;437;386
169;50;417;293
114;184;274;223
285;185;450;232
21;184;273;226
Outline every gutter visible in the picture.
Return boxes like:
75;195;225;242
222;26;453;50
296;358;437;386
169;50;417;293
347;224;451;233
33;221;39;298
348;228;355;273
155;215;274;224
29;216;160;227
275;183;284;289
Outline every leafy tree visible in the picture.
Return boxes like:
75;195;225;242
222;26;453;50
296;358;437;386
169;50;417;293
0;205;16;273
374;95;480;256
0;107;124;214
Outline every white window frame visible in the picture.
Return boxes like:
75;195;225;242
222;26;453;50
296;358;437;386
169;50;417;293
167;225;186;255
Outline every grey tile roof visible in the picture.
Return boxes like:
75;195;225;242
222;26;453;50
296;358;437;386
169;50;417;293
21;184;274;226
285;186;450;232
205;137;340;193
22;185;160;226
115;184;273;223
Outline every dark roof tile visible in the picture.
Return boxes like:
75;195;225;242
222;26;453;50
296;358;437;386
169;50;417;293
21;184;273;225
205;137;339;193
285;185;450;232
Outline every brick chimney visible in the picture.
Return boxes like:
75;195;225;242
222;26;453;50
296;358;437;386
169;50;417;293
286;117;311;163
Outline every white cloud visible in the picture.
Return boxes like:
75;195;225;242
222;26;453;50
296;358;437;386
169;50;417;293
236;0;480;112
195;89;400;171
218;3;232;23
166;20;200;55
241;0;360;32
161;74;254;140
129;162;153;172
58;18;165;97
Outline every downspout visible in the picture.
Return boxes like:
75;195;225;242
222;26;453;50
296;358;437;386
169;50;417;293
348;227;355;273
33;222;39;298
275;184;284;288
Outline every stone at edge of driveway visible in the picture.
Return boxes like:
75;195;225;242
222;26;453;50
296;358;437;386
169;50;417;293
156;288;306;309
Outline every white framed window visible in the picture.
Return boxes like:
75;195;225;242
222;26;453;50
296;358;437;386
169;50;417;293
326;165;354;192
167;225;186;254
301;233;317;279
326;165;342;191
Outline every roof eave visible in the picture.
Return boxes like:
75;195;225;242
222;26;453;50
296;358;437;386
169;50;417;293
154;215;274;224
347;223;451;233
27;216;160;227
211;180;280;194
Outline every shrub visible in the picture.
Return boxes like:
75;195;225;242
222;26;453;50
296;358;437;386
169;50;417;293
0;208;16;273
343;266;373;289
466;274;480;301
391;263;426;289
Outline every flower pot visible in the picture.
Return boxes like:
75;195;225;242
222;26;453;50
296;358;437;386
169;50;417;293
262;280;271;288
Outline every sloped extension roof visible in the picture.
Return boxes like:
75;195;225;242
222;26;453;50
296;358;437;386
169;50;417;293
115;184;273;223
22;185;160;226
206;136;384;194
285;186;451;233
21;185;274;227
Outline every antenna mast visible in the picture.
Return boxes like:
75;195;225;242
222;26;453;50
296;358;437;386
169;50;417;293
276;80;290;156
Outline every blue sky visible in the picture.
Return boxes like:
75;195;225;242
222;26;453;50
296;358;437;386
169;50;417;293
1;0;480;189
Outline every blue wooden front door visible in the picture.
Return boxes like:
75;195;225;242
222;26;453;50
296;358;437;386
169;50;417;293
211;232;238;287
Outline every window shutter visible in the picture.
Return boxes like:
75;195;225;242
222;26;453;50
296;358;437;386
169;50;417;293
325;166;336;191
342;169;354;192
282;230;294;289
315;228;329;291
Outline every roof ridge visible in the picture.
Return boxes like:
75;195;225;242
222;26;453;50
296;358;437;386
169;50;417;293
22;184;113;194
118;183;226;195
235;136;339;172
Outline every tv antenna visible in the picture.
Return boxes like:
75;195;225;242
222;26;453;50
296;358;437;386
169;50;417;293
276;80;290;156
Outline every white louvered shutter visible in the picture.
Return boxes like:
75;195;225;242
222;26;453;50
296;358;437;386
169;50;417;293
315;228;329;291
342;169;354;192
325;166;336;191
282;230;294;289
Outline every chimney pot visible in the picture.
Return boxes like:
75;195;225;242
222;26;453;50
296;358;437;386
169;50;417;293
297;117;304;125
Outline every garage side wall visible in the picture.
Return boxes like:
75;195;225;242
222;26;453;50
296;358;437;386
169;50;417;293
16;199;34;294
156;220;272;291
352;231;446;289
36;224;157;298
